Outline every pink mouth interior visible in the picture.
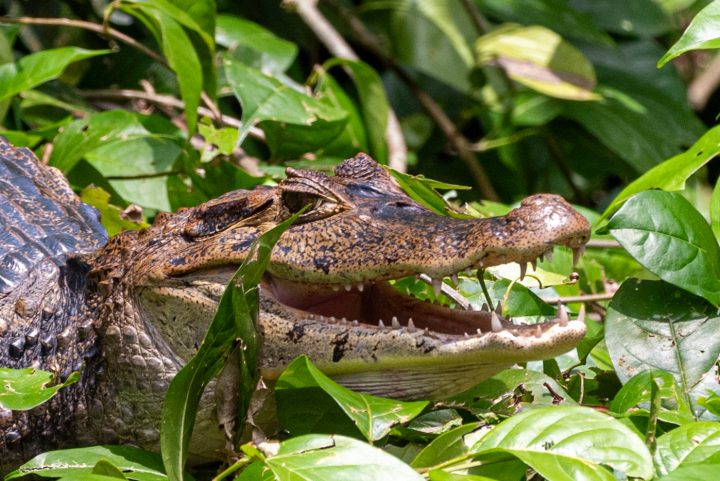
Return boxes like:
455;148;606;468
263;274;497;335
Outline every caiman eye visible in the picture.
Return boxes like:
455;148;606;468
281;190;344;224
183;190;274;238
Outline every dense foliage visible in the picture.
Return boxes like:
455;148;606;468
3;0;720;480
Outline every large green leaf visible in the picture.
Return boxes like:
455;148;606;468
0;47;110;103
712;178;720;240
49;110;174;172
121;5;203;134
275;355;427;442
605;279;720;414
367;0;474;92
607;191;720;305
411;423;485;468
476;25;599;101
471;406;654;480
655;422;720;476
475;0;612;45
600;124;720;222
216;15;297;73
160;212;303;481
224;58;347;149
6;445;174;481
0;368;79;411
659;0;720;66
571;0;673;38
323;58;389;163
609;369;694;425
264;434;424;481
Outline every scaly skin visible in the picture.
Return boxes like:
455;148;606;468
0;142;590;471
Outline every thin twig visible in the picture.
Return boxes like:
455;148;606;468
325;0;499;200
78;88;266;140
460;0;492;34
286;0;408;172
586;239;621;248
0;15;223;126
543;292;615;304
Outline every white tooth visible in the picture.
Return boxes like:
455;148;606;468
407;318;416;330
378;319;385;328
530;259;537;271
332;285;340;292
476;328;482;335
491;311;503;332
341;317;347;323
424;327;430;335
464;332;469;338
357;284;364;292
329;316;336;322
432;278;442;296
319;316;326;322
535;324;542;337
481;303;490;312
451;273;459;284
391;316;401;329
352;320;359;326
558;304;569;326
519;262;527;280
345;284;352;291
545;250;553;262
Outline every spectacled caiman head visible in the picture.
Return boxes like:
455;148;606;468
111;153;590;400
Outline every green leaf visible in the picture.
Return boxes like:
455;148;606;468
385;167;472;219
160;210;303;481
374;0;474;92
0;47;110;103
80;186;148;236
85;137;181;211
659;0;720;67
476;25;599;101
275;355;428;442
450;368;576;413
609;369;694;424
323;58;389;163
711;178;720;240
605;279;720;414
471;406;654;480
6;445;173;481
411;422;485;468
571;0;673;38
475;0;612;45
224;57;347;149
92;459;129;479
607;191;720;305
657;464;720;481
264;434;424;481
122;5;203;134
216;15;297;73
0;368;79;411
49;110;165;172
600;125;720;223
655;422;720;476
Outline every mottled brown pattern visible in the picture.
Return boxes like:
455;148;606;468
1;142;590;473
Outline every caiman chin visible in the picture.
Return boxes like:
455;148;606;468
0;137;590;470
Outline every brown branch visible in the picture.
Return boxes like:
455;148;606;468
325;1;499;200
460;0;492;34
79;88;266;141
587;239;621;249
0;15;223;126
688;53;720;110
285;0;408;172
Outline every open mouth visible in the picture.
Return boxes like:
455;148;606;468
262;246;585;339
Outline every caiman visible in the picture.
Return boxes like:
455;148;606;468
0;137;590;471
